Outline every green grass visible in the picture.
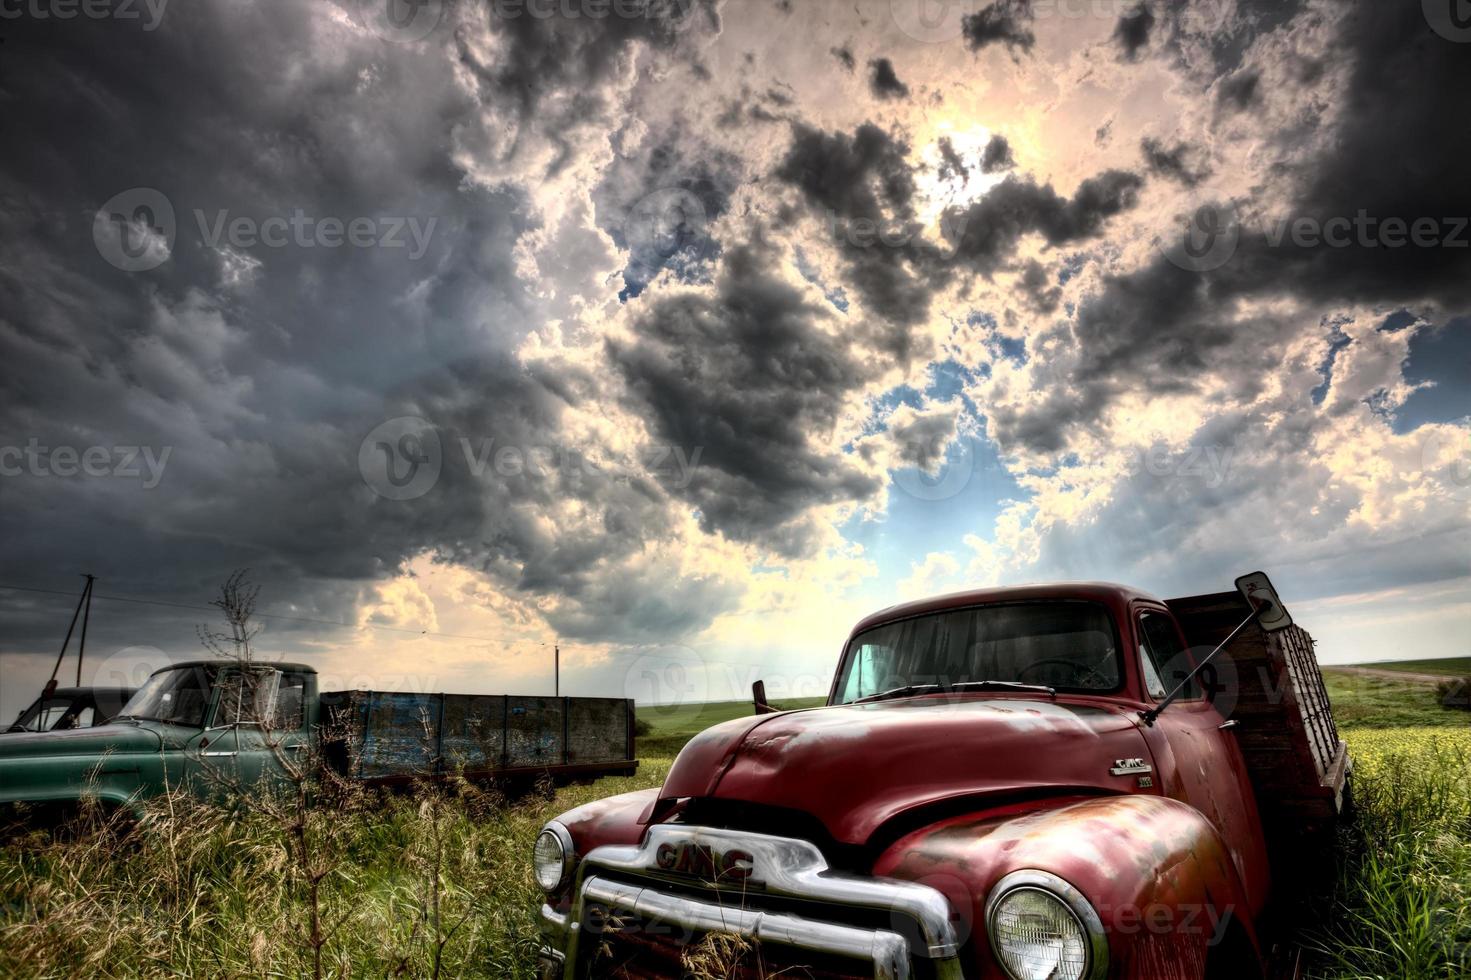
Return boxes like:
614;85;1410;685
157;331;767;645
1345;656;1471;676
1305;728;1471;979
1322;669;1469;729
636;696;827;757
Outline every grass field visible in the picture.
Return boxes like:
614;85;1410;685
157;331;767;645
1321;669;1469;728
0;677;1466;978
1344;656;1471;676
636;695;827;756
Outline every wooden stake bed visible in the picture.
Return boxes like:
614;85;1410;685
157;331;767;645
1166;591;1350;851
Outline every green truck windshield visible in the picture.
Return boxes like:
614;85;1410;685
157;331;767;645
835;601;1121;703
118;665;216;727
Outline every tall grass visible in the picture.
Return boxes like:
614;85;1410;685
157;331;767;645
1305;729;1471;979
3;728;1467;978
0;763;669;979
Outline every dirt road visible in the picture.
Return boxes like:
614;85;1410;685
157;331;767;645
1323;666;1453;684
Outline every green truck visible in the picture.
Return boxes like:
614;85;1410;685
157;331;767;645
0;660;637;823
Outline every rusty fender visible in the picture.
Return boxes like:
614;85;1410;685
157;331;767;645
872;794;1262;980
544;788;659;907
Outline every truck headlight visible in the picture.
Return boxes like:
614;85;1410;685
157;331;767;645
533;822;574;893
986;870;1107;980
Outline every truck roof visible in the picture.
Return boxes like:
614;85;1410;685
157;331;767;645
847;581;1168;638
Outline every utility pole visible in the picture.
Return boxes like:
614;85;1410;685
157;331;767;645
43;574;94;699
554;644;560;697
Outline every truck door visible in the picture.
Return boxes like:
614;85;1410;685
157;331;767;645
195;667;311;793
1137;605;1270;917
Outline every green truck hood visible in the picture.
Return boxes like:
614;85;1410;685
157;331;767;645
0;722;164;759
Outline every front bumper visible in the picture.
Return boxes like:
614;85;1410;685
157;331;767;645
538;824;963;979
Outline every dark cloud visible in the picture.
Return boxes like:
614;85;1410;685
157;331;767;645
1139;137;1211;187
0;0;735;660
1215;68;1261;111
981;134;1016;173
774;122;939;343
776;122;917;223
941;170;1144;276
867;57;910;100
1113;3;1156;61
993;3;1471;453
1018;259;1062;313
962;0;1036;55
610;245;883;552
937;137;970;184
452;0;719;173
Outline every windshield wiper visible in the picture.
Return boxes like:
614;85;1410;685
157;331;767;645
853;683;942;704
950;680;1057;697
854;680;1056;704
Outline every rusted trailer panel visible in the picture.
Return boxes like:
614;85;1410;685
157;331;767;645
324;691;637;786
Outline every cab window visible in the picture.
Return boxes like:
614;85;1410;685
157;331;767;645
214;669;282;727
1138;611;1198;700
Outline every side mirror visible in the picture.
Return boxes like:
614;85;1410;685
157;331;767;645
1235;571;1294;632
752;680;778;715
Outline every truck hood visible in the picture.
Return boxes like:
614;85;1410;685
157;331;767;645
661;697;1155;845
0;722;164;759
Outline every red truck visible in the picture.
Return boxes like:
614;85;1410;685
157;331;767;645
531;573;1349;979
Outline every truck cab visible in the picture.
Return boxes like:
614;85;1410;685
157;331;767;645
5;686;136;733
532;580;1347;979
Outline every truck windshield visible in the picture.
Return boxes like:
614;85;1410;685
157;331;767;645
835;601;1121;703
117;665;216;727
